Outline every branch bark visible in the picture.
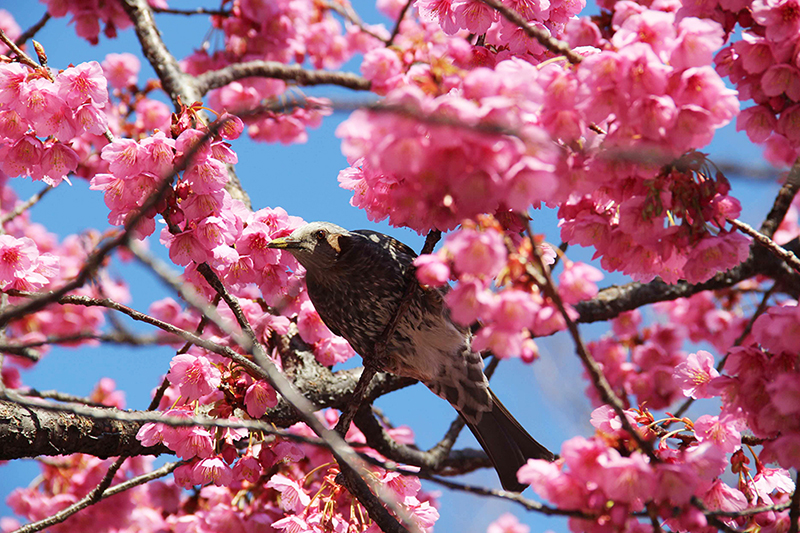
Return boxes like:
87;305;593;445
0;399;168;460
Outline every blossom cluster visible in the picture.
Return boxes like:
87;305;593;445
713;0;800;165
520;416;794;533
414;216;602;359
0;61;109;186
337;1;748;285
133;358;438;532
0;168;134;391
587;289;744;412
338;64;561;233
712;303;800;470
180;0;385;145
40;0;167;44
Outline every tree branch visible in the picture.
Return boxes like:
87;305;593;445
14;11;51;47
194;60;371;96
11;461;179;533
478;0;583;64
0;398;168;460
119;0;202;106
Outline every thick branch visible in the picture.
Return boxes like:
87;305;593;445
0;399;168;460
573;240;800;324
354;406;492;475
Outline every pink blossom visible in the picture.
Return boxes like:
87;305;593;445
596;450;656;507
1;135;43;178
405;497;440;531
57;61;108;107
737;105;777;143
135;98;171;133
444;277;492;325
297;300;331;345
232;454;262;483
183;157;228;194
684;443;728;480
74;102;108;135
558;261;603;304
446;228;507;278
192;457;233;486
101;138;146;178
164;229;209;266
702;479;748;513
313;336;355;366
694;415;741;454
172;427;215;459
674;350;719;399
486;513;529;533
670;17;724;71
767;372;800;415
361;48;404;95
136;422;168;447
266;473;310;512
761;65;800;101
752;0;800;40
101;52;140;89
40;143;79;186
612;310;642;338
236;221;281;269
683;231;750;284
244;380;278;418
0;235;37;286
655;462;700;505
414;254;450;286
417;0;460;34
489;290;536;332
167;353;222;400
272;515;309;533
473;325;525;358
752;304;800;354
452;0;498;34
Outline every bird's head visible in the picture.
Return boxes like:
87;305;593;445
266;221;349;271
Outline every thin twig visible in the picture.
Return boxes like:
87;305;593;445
417;474;592;517
477;0;583;64
14;12;52;47
17;388;112;407
323;0;389;43
522;217;659;463
388;0;414;46
194;60;371;96
151;6;231;16
730;218;800;273
11;461;180;533
759;155;800;238
0;28;43;71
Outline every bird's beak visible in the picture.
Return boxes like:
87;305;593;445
266;237;300;250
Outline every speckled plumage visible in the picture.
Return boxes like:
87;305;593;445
268;222;553;491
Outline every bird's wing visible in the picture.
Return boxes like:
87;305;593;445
351;230;418;264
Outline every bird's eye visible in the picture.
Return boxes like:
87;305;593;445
314;229;327;242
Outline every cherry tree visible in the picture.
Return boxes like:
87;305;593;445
0;0;798;532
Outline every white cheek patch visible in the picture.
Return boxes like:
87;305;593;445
327;233;341;253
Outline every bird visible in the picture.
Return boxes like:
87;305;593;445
267;221;554;491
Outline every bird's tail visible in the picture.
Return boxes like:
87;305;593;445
463;389;554;492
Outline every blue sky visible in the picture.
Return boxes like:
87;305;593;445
0;2;782;532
